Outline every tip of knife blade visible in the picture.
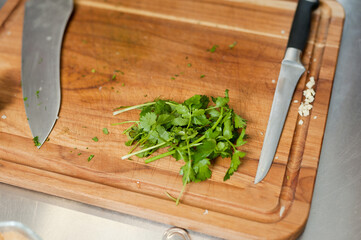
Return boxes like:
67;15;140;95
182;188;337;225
254;166;269;184
254;177;262;184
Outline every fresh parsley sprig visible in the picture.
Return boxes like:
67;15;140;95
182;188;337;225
113;90;247;204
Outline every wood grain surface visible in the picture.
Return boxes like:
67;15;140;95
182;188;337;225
0;0;344;239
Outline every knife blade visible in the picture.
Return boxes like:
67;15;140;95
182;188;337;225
254;0;319;184
22;0;73;148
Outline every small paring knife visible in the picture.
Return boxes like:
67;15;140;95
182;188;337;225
21;0;73;148
254;0;319;184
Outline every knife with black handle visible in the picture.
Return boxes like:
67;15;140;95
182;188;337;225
254;0;319;184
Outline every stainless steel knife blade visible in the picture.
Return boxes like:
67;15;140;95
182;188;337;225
21;0;73;148
254;49;305;183
254;0;319;184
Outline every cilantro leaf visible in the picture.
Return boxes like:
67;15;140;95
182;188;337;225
193;158;212;182
213;89;229;107
223;150;246;181
180;161;196;184
192;114;210;126
140;112;157;131
157;114;173;125
171;117;189;126
234;113;246;129
192;139;216;161
207;109;220;118
184;95;200;108
222;118;233;139
174;104;190;117
236;128;247;147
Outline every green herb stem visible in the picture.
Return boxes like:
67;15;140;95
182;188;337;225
111;121;140;126
211;107;224;130
122;124;136;134
113;102;156;115
221;137;237;151
176;139;192;205
122;141;168;160
165;191;177;202
145;142;202;164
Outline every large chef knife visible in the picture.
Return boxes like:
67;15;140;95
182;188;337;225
22;0;73;148
254;0;319;184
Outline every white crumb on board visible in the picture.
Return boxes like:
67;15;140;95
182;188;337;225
298;119;304;125
203;209;209;215
306;76;315;88
298;77;316;117
275;156;279;160
99;86;102;91
293;100;299;103
271;79;276;84
280;206;286;217
260;131;264;136
313;116;317;119
281;30;285;34
1;115;6;119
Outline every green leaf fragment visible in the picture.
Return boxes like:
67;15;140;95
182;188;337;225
103;128;109;135
92;137;99;142
33;136;41;147
140;112;157;131
207;45;219;53
234;113;246;129
88;154;94;161
224;150;246;181
193;158;212;182
229;41;237;49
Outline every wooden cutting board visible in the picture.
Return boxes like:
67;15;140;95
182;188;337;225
0;0;344;239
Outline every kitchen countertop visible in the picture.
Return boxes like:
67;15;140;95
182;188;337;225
0;0;360;239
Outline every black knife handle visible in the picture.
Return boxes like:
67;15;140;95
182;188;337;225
287;0;319;52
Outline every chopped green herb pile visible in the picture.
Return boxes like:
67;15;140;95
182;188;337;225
113;90;247;205
92;136;99;142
